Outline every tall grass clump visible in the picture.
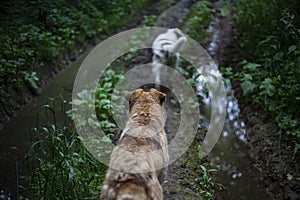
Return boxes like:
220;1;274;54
25;97;106;199
25;67;126;199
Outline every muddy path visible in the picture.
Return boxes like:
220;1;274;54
156;0;300;199
113;0;204;196
120;0;269;199
209;9;300;200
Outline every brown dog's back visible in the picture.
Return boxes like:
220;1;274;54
100;89;168;200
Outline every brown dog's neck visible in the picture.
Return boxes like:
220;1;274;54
130;104;152;126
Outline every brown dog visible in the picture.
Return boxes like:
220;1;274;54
100;88;168;200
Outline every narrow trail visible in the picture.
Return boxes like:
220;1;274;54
153;1;207;199
155;0;191;28
151;0;206;199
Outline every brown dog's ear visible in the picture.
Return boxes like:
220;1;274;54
125;91;134;101
150;88;166;104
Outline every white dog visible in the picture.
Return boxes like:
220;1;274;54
152;28;187;86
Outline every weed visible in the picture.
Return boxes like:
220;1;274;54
141;15;157;27
195;164;220;199
0;0;148;100
25;97;106;199
23;71;41;95
233;0;300;157
70;68;124;134
183;1;212;43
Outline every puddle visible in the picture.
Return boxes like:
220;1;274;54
199;85;270;199
196;13;271;200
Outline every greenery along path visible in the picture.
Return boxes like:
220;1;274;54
25;0;223;199
0;0;165;128
232;1;300;199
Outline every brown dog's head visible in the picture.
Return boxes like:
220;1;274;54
125;88;166;109
125;89;166;125
125;88;166;128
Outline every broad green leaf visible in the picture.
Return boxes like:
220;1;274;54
243;62;260;71
288;45;297;54
241;80;256;96
259;78;275;96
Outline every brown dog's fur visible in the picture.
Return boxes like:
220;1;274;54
100;88;168;200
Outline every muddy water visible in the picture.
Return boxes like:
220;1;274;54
198;85;270;200
0;52;88;198
199;18;271;200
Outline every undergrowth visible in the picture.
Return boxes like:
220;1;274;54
182;0;212;44
232;0;300;158
25;97;106;199
26;68;125;199
0;0;148;99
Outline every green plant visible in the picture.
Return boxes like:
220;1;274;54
25;97;106;199
95;69;125;131
23;71;41;94
184;1;212;43
0;0;149;100
195;164;220;199
234;0;300;157
141;15;157;27
70;69;124;133
185;142;222;200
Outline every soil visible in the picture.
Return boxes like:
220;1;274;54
211;10;300;200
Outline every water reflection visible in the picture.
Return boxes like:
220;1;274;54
196;14;270;199
224;85;247;143
0;189;11;200
206;20;219;58
197;79;270;199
